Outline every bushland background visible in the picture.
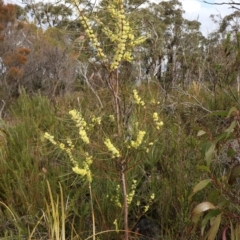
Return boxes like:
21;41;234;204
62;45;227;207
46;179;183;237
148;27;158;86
1;0;240;239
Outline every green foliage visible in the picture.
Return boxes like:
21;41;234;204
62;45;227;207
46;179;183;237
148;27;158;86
190;106;240;240
2;83;240;239
0;84;209;239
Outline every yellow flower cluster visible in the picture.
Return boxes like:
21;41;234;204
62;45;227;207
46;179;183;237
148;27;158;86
127;179;137;204
131;130;146;149
109;184;122;208
44;132;57;145
152;112;158;122
109;1;131;71
69;109;90;144
109;115;115;122
150;99;160;105
123;51;133;62
145;142;154;153
144;193;155;213
75;4;107;61
66;138;75;149
152;112;164;130
101;0;145;70
74;0;147;71
85;153;93;165
72;153;93;182
91;116;102;125
133;89;145;106
102;26;118;42
44;132;71;161
129;36;147;47
72;166;87;176
44;132;93;182
104;138;121;158
113;219;119;233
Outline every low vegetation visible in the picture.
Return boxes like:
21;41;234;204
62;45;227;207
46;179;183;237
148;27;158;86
0;84;239;239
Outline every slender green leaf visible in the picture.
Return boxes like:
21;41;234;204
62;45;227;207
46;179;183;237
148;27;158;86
235;222;240;240
193;179;212;193
206;214;222;240
214;131;228;143
216;200;229;209
210;111;228;117
205;144;215;167
201;209;221;237
227;107;238;118
225;120;236;138
201;141;212;157
191;212;202;235
228;163;240;185
189;179;212;202
230;221;234;240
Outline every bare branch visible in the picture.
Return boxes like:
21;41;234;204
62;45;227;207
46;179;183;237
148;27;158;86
203;0;240;5
202;0;240;10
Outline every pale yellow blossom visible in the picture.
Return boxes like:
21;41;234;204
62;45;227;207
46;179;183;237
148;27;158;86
59;143;65;150
133;89;145;106
104;138;120;158
69;110;90;144
72;166;87;176
79;129;90;144
127;179;137;204
109;115;115;122
153;112;159;122
153;112;164;130
91;116;102;125
131;130;146;149
113;219;119;233
67;138;74;149
150;193;155;200
156;121;164;130
44;132;57;145
85;154;93;165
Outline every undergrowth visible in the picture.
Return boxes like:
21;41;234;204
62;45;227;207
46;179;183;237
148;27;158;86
0;83;239;239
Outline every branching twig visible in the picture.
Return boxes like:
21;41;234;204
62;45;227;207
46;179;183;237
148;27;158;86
77;62;103;108
202;0;240;10
173;86;212;113
0;100;6;118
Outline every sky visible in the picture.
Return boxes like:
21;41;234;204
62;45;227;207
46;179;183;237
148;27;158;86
4;0;236;35
181;0;235;35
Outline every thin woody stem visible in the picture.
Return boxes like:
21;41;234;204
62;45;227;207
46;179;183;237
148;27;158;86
107;71;121;137
114;70;121;136
121;164;129;240
89;182;96;240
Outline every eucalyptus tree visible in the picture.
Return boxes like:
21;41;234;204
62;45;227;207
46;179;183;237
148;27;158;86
202;11;240;95
24;2;73;28
127;0;204;90
124;0;184;86
174;19;206;86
